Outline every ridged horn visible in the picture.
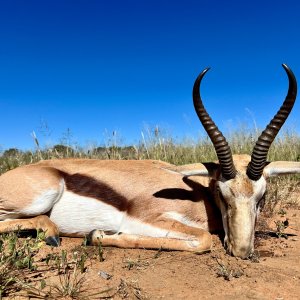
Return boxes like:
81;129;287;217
247;64;298;181
193;68;236;180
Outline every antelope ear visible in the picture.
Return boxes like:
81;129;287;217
263;161;300;178
180;162;220;179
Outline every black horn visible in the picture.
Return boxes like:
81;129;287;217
247;64;298;181
193;68;236;180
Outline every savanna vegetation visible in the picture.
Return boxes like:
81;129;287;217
0;127;299;298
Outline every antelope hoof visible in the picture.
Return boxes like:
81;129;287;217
86;229;97;246
86;229;116;246
45;235;60;247
86;229;105;246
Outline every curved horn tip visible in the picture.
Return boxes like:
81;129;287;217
201;67;211;75
282;63;296;79
247;63;297;181
282;63;290;71
193;67;211;89
195;67;211;84
281;63;297;95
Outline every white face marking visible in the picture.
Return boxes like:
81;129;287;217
217;175;267;258
252;176;267;202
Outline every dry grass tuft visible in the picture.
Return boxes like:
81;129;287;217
1;126;299;211
0;126;299;297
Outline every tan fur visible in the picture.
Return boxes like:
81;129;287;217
229;175;254;197
0;215;59;237
0;166;61;214
0;158;221;252
0;155;299;256
90;224;212;253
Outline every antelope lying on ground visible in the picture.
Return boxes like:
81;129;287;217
0;65;299;258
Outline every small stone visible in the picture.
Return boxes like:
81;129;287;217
98;270;113;280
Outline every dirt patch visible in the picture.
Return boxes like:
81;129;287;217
3;208;300;299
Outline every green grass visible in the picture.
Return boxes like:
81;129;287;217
0;232;113;299
0;230;45;298
1;127;299;211
1;127;299;173
0;127;299;297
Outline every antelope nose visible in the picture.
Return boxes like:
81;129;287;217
231;246;252;259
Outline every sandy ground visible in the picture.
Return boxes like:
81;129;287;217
7;205;300;300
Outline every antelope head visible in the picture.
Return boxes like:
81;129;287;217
188;64;298;258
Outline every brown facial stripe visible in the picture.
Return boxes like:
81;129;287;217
60;171;128;211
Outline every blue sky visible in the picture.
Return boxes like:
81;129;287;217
0;0;300;150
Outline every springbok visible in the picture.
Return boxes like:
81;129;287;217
0;65;299;259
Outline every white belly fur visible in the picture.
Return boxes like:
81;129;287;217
49;191;187;239
50;191;124;235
